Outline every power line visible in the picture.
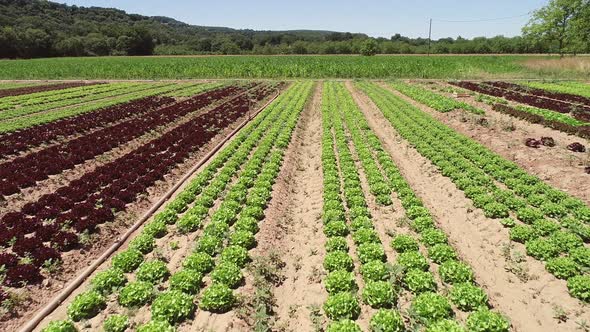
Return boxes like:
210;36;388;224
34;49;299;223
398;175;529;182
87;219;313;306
433;12;533;23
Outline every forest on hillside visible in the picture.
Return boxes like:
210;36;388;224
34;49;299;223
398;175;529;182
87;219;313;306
0;0;588;58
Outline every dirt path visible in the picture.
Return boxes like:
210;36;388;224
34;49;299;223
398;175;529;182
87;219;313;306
400;81;590;204
243;82;326;332
348;81;590;332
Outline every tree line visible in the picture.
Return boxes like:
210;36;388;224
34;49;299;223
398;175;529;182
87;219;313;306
0;0;588;59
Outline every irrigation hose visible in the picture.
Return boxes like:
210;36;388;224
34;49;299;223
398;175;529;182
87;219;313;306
19;88;281;332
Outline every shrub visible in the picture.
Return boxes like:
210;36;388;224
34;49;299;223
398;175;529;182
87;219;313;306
41;321;77;332
567;275;590;302
200;283;236;312
428;244;457;264
90;268;127;295
326;237;349;252
439;261;474;284
229;230;256;249
360;39;379;56
220;245;250;267
324;251;354;272
404;270;437;294
103;314;129;332
466;309;510;332
358;243;386;264
170;269;202;294
449;283;488;311
327;319;362;332
362;281;397;308
183;252;214;274
325;270;358;294
136;260;170;284
361;261;390;282
118;281;154;307
324;292;361;320
369;309;405;332
211;262;243;288
410;292;453;325
397;251;429;271
391;234;419;253
425;319;466;332
325;221;349;237
421;229;447;247
112;249;144;273
525;238;559;261
67;290;106;321
151;290;195;323
136;320;175;332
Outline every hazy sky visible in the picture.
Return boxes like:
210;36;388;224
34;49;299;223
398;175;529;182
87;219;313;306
60;0;549;39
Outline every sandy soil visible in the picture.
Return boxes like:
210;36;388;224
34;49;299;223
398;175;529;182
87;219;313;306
349;81;590;332
233;82;327;332
5;91;264;332
413;81;590;204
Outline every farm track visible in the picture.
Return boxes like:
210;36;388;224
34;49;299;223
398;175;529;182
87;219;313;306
264;82;327;331
384;82;590;205
0;86;274;332
0;87;247;215
350;82;590;332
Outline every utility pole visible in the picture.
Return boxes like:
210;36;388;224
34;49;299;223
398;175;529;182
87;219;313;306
428;18;432;56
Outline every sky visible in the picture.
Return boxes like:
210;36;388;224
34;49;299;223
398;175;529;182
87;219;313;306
60;0;549;40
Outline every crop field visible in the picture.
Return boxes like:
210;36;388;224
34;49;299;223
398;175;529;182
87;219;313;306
0;55;588;80
0;77;588;332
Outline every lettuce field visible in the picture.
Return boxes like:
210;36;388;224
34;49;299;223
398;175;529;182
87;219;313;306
0;76;588;332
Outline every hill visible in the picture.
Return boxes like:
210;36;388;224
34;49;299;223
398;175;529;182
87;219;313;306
0;0;548;58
